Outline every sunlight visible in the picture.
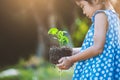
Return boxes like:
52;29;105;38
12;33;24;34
8;0;50;19
110;0;117;4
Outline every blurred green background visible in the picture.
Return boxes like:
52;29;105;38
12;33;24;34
0;0;119;80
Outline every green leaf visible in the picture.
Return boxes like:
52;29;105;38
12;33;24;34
62;31;67;34
63;36;69;44
57;31;64;39
48;28;58;35
48;27;69;46
59;36;69;45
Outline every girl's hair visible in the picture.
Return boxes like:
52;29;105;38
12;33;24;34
76;0;120;16
86;0;105;4
84;0;93;4
110;0;120;17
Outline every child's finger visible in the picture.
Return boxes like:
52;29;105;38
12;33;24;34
56;63;63;67
56;63;67;70
58;57;64;63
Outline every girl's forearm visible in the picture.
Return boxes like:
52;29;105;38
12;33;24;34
70;45;102;63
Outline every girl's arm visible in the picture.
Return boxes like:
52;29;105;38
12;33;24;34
69;12;108;63
56;12;108;70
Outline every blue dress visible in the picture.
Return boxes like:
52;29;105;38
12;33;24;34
72;10;120;80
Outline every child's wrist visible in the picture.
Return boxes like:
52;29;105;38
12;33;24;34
66;56;75;64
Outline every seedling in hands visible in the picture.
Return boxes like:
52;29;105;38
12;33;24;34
48;27;69;46
48;27;72;64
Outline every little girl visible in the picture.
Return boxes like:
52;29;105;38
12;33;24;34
56;0;120;79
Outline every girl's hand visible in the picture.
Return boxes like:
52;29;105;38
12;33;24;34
56;57;73;70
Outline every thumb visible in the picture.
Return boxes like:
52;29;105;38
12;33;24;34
58;57;64;63
56;63;63;67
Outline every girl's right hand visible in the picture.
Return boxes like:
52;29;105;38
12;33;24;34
56;57;73;70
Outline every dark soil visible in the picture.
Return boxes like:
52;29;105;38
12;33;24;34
49;46;72;64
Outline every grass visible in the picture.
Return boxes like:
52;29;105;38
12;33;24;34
0;60;74;80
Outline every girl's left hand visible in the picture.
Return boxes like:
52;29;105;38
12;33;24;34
56;57;73;70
